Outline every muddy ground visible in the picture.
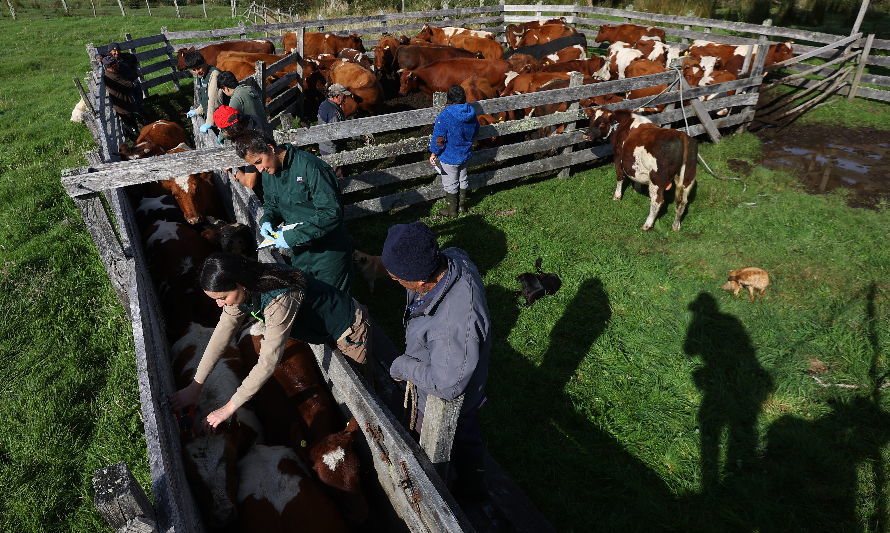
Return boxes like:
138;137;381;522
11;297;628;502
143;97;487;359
753;124;890;209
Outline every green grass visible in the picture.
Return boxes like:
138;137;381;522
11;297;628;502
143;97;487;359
1;10;889;533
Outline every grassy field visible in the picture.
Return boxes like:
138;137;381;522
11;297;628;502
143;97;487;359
0;11;888;533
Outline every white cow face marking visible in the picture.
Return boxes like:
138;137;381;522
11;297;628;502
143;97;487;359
322;446;347;471
238;445;304;514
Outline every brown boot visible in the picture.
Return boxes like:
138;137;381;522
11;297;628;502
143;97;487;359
438;192;459;217
458;188;469;214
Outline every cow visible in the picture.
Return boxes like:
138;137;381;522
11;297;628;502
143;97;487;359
594;23;665;46
516;23;578;47
504;32;588;61
539;44;587;66
135;194;186;232
539;56;607;78
396;44;480;71
237;444;349;533
399;58;511;96
415;24;495;45
283;31;365;56
337;48;374;72
506;53;540;73
599;41;644;79
585;108;697;231
449;33;504;60
329;61;383;116
176;40;276;70
460;75;502;126
505;18;567;48
119;120;187;159
624;59;669;112
634;38;683;67
214;51;294;81
500;71;571;97
685;40;794;77
372;34;403;74
144;145;223;225
525;77;622;136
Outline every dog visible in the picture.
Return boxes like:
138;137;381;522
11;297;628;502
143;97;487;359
721;267;769;302
516;257;561;306
353;250;388;292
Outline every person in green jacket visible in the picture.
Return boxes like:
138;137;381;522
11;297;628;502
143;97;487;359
183;51;222;135
216;71;272;136
234;130;353;292
171;252;371;430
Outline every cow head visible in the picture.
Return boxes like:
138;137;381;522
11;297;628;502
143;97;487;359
416;24;433;42
767;41;794;66
594;24;617;43
584;108;616;141
159;172;217;225
505;24;526;49
347;33;366;53
374;35;401;71
398;70;418;95
119;140;166;160
176;47;195;70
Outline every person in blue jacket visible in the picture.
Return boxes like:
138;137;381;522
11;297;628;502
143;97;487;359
381;221;491;499
429;85;479;217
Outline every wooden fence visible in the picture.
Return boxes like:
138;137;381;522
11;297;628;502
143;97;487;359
65;4;887;531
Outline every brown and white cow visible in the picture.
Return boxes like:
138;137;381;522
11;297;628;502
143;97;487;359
449;33;505;60
594;23;665;46
336;48;374;72
145;145;223;225
538;44;587;66
539;56;607;78
685;40;793;77
283;32;365;56
586;109;697;231
399;58;510;96
119;120;187;159
516;23;577;47
396;44;480;71
598;41;644;80
415;24;495;45
505;18;567;48
624;59;669;112
176;40;276;70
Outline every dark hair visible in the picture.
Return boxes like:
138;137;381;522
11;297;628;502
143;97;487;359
109;42;121;52
183;51;207;70
233;130;277;158
217;70;239;89
200;252;306;293
446;85;466;104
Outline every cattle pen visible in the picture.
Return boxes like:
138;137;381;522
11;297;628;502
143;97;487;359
62;2;884;531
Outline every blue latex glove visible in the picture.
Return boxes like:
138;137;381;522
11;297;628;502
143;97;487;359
199;123;212;134
259;222;274;241
185;109;197;118
273;231;290;249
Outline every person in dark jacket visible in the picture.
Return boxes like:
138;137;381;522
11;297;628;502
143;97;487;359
171;252;371;430
183;51;222;135
429;85;479;217
101;56;144;139
381;221;491;498
317;83;351;178
216;70;271;136
108;42;140;81
234;130;353;292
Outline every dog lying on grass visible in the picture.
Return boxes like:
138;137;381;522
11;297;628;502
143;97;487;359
721;267;769;302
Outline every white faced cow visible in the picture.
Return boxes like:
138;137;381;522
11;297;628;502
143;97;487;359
586;109;697;231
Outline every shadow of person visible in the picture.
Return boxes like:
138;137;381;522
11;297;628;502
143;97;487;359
485;279;678;530
683;292;774;492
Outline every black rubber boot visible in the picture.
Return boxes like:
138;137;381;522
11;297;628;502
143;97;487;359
458;188;469;214
438;192;459;217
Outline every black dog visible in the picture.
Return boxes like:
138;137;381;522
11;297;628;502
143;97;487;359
516;257;562;306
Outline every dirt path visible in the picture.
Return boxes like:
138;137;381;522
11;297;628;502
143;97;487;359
754;125;890;209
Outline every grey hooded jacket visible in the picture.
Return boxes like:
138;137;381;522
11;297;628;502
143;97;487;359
389;247;491;414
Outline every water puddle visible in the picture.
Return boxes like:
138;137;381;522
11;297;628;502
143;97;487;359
756;125;890;209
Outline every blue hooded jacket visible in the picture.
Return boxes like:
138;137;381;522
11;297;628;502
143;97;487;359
429;103;480;166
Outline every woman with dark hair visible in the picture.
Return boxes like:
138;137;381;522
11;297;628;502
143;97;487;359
171;252;371;429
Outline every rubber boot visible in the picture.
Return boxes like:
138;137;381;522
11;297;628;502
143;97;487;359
438;192;459;217
458;188;469;214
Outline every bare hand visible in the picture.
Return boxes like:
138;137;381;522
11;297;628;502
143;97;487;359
171;381;202;411
204;401;237;431
429;154;437;167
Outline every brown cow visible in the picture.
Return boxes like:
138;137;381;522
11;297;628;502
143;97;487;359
215;51;291;81
176;40;276;70
460;76;502;126
337;48;374;71
506;53;540;73
624;59;669;112
538;44;587;66
119;120;187;159
526;77;622;135
145;145;223;225
373;34;403;73
449;33;504;60
415;24;495;45
329;62;383;116
594;24;665;46
516;24;577;47
500;71;571;97
505;18;567;48
539;56;606;77
586;109;697;231
399;58;510;96
686;40;794;76
283;31;365;56
396;44;480;71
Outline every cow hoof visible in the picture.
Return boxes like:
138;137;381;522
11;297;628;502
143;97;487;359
613;195;622;201
671;223;681;231
641;224;652;231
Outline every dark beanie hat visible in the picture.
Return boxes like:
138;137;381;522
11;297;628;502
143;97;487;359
381;222;440;282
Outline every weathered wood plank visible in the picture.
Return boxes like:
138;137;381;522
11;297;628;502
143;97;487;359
679;76;721;142
850;85;890;102
95;33;167;54
767;33;861;70
135;46;174;62
765;49;859;90
419;395;464;480
93;462;156;531
264;71;299;97
138;58;175;76
311;343;473;532
142;71;180;90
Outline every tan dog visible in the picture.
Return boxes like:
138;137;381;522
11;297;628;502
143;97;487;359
353;250;388;292
721;267;769;301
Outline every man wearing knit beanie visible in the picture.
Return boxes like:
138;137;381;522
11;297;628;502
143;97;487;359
381;221;492;500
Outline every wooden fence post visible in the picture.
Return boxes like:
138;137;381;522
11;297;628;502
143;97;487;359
848;33;875;99
145;0;151;16
89;0;96;16
239;19;247;39
419;394;464;480
231;0;236;18
202;0;207;18
557;71;583;179
5;0;15;20
173;0;180;18
253;60;266;103
535;0;542;17
116;0;126;16
60;0;70;15
93;462;156;532
298;26;305;58
850;0;870;35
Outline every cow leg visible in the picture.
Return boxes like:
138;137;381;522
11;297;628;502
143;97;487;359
642;183;662;231
671;180;694;231
613;162;625;200
747;285;756;302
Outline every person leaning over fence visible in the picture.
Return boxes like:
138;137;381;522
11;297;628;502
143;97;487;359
100;56;145;140
108;42;139;81
216;70;271;136
430;85;479;218
234;130;353;293
379;221;491;499
171;252;371;430
317;83;351;178
183;51;222;135
213;105;265;196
